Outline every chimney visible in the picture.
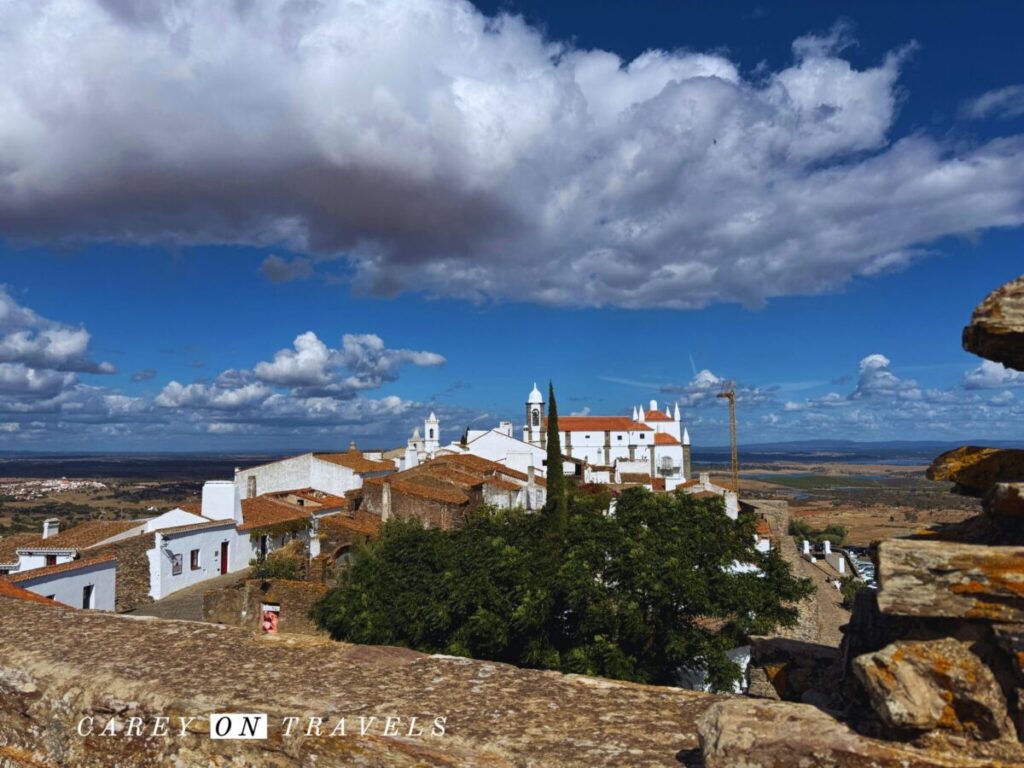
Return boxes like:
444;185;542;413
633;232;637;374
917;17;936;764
42;518;60;540
381;481;392;522
202;480;242;525
699;471;710;485
247;475;257;499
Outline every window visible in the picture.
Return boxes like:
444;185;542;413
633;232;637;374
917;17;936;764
617;435;623;440
429;428;434;438
584;434;590;439
171;553;182;576
190;549;200;571
45;594;55;601
82;584;94;610
532;410;539;427
45;554;57;567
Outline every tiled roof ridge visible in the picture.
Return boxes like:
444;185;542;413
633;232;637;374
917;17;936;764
8;554;117;583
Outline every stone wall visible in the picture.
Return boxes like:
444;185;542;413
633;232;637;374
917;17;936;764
0;595;721;767
87;531;156;613
203;578;327;635
362;481;467;530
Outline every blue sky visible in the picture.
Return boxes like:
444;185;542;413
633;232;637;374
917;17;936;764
1;0;1023;451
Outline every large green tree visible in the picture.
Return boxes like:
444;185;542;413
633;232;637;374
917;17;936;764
312;487;813;690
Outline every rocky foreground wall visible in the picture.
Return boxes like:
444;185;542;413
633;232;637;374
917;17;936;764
0;597;721;767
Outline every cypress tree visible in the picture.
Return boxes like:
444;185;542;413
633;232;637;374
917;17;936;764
545;381;568;522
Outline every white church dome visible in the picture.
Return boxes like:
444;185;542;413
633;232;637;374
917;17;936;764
527;382;543;404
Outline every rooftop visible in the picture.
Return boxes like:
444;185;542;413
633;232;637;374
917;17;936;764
548;416;652;433
16;520;145;553
7;554;116;583
238;496;312;533
0;533;38;565
315;447;395;474
0;578;62;606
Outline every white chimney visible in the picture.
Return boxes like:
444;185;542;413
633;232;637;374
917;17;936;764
246;475;257;499
649;399;658;413
699;472;710;485
42;518;60;540
202;480;242;525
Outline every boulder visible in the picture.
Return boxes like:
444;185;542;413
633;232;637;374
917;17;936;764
697;698;1008;767
962;275;1024;372
928;446;1024;497
748;635;840;702
852;638;1015;740
877;539;1024;622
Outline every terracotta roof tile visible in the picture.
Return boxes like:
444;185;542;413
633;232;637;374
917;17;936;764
276;488;346;507
643;410;673;422
178;502;203;515
8;554;116;583
619;473;650;484
315;449;395;474
17;520;145;553
0;533;39;565
0;578;63;606
238;497;312;533
654;432;680;445
319;512;381;539
548;417;652;433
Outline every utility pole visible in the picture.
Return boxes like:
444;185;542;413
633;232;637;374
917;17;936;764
716;381;739;492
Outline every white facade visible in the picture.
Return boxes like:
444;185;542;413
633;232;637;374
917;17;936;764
234;453;363;498
148;522;253;600
400;387;694;492
16;550;76;572
14;559;117;611
680;473;739;520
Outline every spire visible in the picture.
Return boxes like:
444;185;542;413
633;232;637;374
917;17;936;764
682;428;690;445
527;382;543;404
673;403;680;421
664;404;671;417
632;405;638;421
412;427;421;439
427;411;437;422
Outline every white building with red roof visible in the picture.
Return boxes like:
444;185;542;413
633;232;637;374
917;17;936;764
400;385;692;490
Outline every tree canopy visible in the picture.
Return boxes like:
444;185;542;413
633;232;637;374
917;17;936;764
312;486;813;691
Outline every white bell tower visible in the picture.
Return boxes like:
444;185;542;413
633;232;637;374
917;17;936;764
424;412;440;454
525;382;544;446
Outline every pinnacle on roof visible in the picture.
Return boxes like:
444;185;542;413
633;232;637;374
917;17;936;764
412;427;421;439
673;403;681;421
527;382;543;404
683;427;691;445
427;411;438;422
348;439;358;452
649;399;658;412
631;406;639;421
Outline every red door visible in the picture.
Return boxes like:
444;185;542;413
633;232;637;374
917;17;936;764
220;541;229;574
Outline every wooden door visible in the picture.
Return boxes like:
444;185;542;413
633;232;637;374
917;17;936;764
220;541;229;574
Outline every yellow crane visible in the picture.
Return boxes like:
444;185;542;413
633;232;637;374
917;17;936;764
716;380;739;492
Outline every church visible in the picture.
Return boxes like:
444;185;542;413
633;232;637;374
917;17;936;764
398;383;691;490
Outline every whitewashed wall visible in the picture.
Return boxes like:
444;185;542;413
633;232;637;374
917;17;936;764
17;560;117;611
16;551;75;572
148;525;253;600
235;453;365;498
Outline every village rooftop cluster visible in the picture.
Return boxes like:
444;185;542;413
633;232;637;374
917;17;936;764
0;385;748;612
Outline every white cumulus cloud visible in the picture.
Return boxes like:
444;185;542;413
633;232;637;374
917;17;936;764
0;3;1021;308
